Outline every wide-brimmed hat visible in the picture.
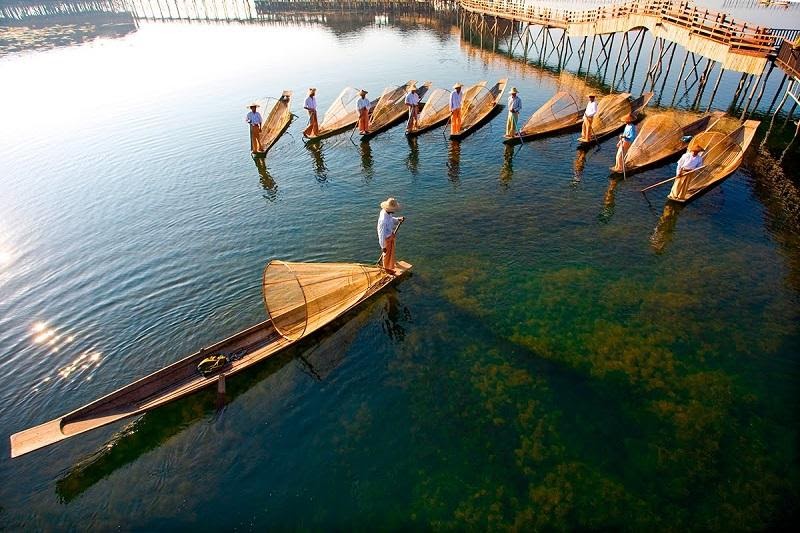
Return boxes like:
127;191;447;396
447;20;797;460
453;82;463;89
510;87;518;94
688;142;705;152
588;94;596;98
359;89;368;95
380;197;400;212
409;85;417;91
622;114;635;122
247;103;260;108
308;87;316;92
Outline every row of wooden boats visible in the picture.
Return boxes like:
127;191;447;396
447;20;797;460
10;260;413;458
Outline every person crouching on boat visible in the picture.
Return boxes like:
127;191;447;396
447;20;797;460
581;94;597;141
670;145;704;200
505;87;522;138
377;197;405;273
450;83;463;135
357;89;370;135
246;103;263;153
613;114;637;172
405;85;420;133
303;88;319;138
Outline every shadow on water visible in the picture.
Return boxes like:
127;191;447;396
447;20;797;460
359;140;374;181
405;136;419;176
55;288;411;503
254;157;278;201
446;140;460;185
499;144;514;187
598;176;622;224
649;200;684;254
305;142;328;183
571;148;586;187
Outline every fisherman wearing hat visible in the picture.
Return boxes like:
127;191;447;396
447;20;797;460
246;103;263;153
670;144;705;199
581;94;598;141
303;88;319;138
505;87;522;138
613;113;637;172
449;82;464;135
377;197;405;273
405;85;421;133
357;89;370;135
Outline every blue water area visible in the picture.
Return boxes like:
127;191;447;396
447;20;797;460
0;5;798;530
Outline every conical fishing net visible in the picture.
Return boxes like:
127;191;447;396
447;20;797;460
678;126;744;197
262;261;390;341
370;81;415;129
319;87;360;133
624;113;685;168
590;92;631;137
461;79;506;130
256;92;292;150
521;91;580;135
417;87;451;128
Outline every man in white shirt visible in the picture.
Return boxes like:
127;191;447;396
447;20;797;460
505;87;522;138
450;82;463;134
246;103;263;153
357;89;370;135
405;85;421;133
581;94;598;141
303;88;319;138
377;197;405;273
671;146;704;200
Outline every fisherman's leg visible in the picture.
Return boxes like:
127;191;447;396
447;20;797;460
383;235;396;271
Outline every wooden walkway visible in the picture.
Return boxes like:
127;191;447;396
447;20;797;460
458;0;778;74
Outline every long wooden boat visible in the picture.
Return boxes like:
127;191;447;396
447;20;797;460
252;91;293;158
304;87;377;142
10;260;412;458
450;78;508;141
609;110;726;175
577;92;654;148
502;91;585;145
667;119;759;203
405;86;452;137
360;81;431;141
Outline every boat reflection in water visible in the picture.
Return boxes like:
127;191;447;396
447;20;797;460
572;149;586;187
254;157;278;201
650;202;684;254
359;140;374;181
56;294;398;503
305;142;328;183
405;136;419;176
598;176;621;223
447;140;461;184
499;144;514;187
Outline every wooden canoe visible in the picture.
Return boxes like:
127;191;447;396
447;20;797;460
450;78;508;141
609;110;726;175
405;86;453;137
503;91;585;145
667;119;759;203
304;87;378;143
252;91;293;158
10;260;412;458
360;81;431;141
577;92;654;148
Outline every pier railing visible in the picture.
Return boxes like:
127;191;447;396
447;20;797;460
458;0;776;57
775;37;800;79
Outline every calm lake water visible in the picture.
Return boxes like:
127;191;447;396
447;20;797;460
0;3;798;530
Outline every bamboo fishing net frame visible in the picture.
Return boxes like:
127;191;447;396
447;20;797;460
521;91;581;135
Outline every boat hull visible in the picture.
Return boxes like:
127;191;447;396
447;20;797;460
502;117;582;145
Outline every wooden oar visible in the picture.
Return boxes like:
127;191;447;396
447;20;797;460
640;165;707;193
620;137;627;181
376;218;405;266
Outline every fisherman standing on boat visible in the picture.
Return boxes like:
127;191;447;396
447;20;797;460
377;197;405;273
405;85;421;133
357;89;370;135
613;114;637;172
505;87;522;138
581;94;598;141
450;82;463;135
246;103;263;153
303;88;319;138
671;145;704;200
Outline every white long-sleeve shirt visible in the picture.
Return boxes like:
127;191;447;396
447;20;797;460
377;209;400;248
304;96;316;111
246;111;262;126
449;90;463;111
508;95;522;113
676;152;703;174
357;97;370;111
584;100;598;118
405;92;420;106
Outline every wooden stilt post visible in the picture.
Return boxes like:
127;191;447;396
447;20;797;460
627;29;647;93
751;62;776;115
657;42;677;101
577;36;587;73
760;79;793;149
692;59;713;110
766;73;789;115
611;31;628;90
587;34;596;78
740;74;762;120
670;49;691;107
729;72;748;111
706;66;725;112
